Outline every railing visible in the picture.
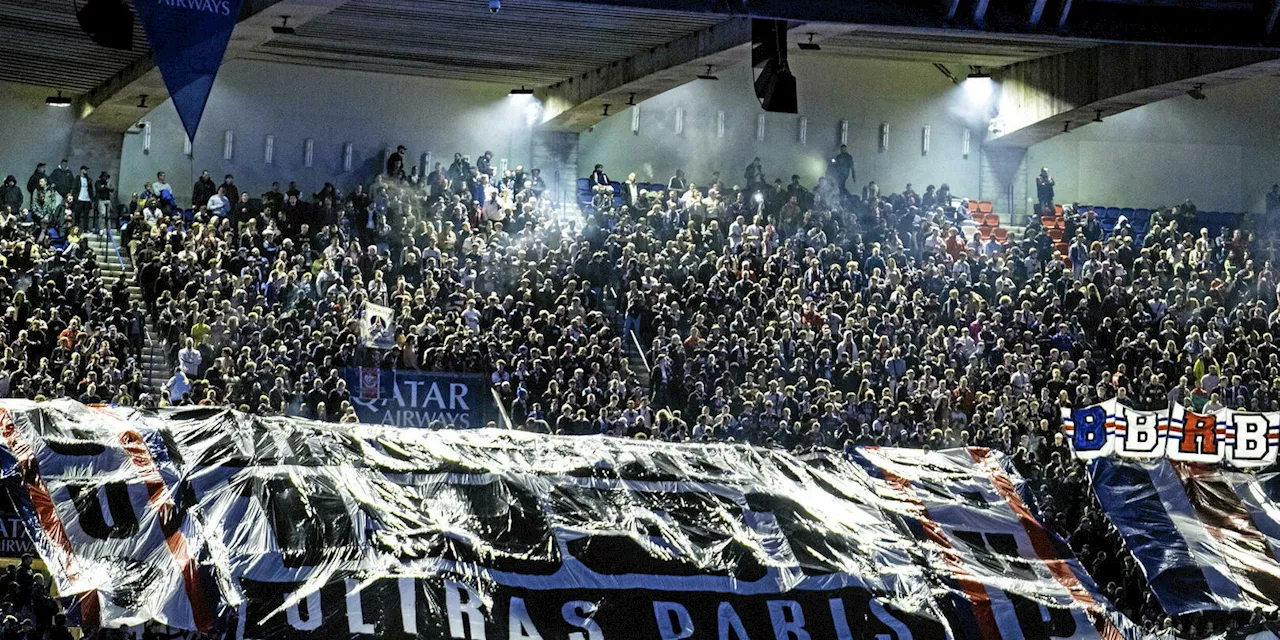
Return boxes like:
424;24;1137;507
630;330;650;374
104;228;126;272
492;387;515;430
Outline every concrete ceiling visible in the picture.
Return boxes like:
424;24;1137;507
0;0;149;93
818;26;1093;68
240;0;729;85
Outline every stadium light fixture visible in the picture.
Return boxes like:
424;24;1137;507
272;15;296;35
45;91;72;107
1093;110;1104;123
136;94;148;108
962;69;995;104
797;33;820;51
509;86;534;95
1187;83;1207;100
697;65;718;81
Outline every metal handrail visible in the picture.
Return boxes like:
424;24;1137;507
492;387;515;430
630;330;650;373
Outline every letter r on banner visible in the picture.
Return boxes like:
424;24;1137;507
1168;408;1224;463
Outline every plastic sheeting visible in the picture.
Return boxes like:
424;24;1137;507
0;400;1134;639
1090;458;1280;615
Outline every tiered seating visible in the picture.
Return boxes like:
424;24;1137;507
1039;206;1069;257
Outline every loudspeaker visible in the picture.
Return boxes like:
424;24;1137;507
751;19;797;114
77;0;134;50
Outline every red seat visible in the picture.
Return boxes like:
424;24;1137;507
993;228;1008;242
978;201;994;214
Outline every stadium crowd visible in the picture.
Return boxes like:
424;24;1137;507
0;146;1278;638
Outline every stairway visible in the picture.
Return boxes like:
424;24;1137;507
86;234;171;392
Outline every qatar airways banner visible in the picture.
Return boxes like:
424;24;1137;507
134;0;244;141
1063;399;1280;467
0;400;1141;640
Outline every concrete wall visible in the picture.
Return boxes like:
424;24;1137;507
0;81;76;190
119;60;541;207
576;54;985;199
1023;76;1280;214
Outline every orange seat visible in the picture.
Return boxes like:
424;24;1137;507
978;201;994;214
993;228;1008;242
1040;216;1056;227
1048;228;1064;241
984;213;1000;226
977;226;992;239
967;200;979;213
1055;217;1066;229
1054;204;1064;216
1054;242;1069;255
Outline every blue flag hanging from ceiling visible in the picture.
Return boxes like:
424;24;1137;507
133;0;243;142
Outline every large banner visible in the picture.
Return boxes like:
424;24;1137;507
343;368;499;428
0;400;1141;640
1062;399;1280;468
1089;457;1280;615
853;447;1128;640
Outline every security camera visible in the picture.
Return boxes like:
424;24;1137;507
488;0;499;13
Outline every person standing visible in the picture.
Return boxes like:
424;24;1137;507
1036;167;1055;216
1267;184;1280;217
48;159;73;199
72;166;94;230
192;170;217;211
387;145;407;176
95;171;114;229
25;163;46;203
829;144;854;195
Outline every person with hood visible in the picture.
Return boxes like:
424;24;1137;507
25;163;46;202
192;170;217;211
48;159;73;198
0;176;22;214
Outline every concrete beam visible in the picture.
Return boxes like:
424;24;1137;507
535;18;752;133
536;20;849;133
987;44;1280;147
74;0;344;132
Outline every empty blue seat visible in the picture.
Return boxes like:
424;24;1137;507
1105;207;1123;221
1133;208;1151;222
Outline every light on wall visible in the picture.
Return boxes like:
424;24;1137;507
304;139;314;168
756;114;766;142
717;111;725;139
921;125;930;156
840;120;849;146
183;135;191;157
962;128;971;158
141;121;151;154
264;135;274;164
500;158;509;174
674;107;684;135
223;130;234;160
879;122;889;152
343;142;353;171
798;117;807;145
631;107;641;134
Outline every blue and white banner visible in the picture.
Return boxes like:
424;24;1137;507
133;0;245;141
1063;400;1280;468
343;368;499;428
854;447;1129;640
1089;457;1280;615
0;400;1152;640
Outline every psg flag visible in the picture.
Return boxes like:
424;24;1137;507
133;0;245;141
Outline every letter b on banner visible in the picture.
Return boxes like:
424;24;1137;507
1070;406;1112;458
1227;414;1278;468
